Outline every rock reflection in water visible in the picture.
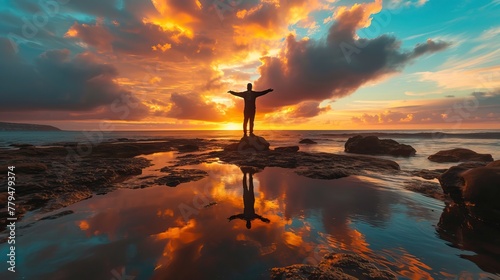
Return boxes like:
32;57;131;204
437;203;500;275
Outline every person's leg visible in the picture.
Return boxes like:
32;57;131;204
249;110;255;135
243;115;249;136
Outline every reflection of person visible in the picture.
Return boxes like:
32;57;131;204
228;168;270;229
228;83;273;137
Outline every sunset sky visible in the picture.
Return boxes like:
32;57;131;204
0;0;499;130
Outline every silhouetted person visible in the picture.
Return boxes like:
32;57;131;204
228;83;273;137
228;168;270;229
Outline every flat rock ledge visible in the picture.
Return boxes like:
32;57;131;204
270;253;397;280
157;167;208;187
176;150;401;180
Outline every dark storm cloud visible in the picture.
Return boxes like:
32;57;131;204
66;18;216;61
0;38;149;119
290;101;330;118
165;93;226;122
254;2;451;110
410;39;451;58
1;0;87;55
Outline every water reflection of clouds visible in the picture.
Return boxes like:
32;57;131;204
78;165;398;278
3;162;490;279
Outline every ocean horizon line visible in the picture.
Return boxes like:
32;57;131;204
15;128;500;132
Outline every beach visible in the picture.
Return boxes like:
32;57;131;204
0;130;499;279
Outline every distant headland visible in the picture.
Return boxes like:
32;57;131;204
0;122;61;131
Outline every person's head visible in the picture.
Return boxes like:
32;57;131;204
247;83;252;91
246;220;251;229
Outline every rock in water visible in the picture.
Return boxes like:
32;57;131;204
225;135;270;152
428;148;493;163
344;135;416;157
438;162;487;203
462;160;500;210
437;161;500;225
271;253;397;280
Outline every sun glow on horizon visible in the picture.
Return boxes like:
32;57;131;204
221;122;241;130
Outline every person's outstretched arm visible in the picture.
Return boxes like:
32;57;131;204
228;90;245;98
255;88;273;97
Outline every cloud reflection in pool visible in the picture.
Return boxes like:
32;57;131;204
2;160;496;280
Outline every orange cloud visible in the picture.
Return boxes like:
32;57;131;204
151;0;201;25
350;91;500;128
152;43;172;52
334;0;382;31
232;0;323;45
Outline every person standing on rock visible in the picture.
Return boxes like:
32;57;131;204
228;83;273;137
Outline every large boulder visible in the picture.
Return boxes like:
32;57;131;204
438;162;487;203
344;135;416;157
437;161;500;223
428;148;493;163
461;160;500;210
224;135;270;152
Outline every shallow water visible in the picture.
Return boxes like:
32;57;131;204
1;152;499;280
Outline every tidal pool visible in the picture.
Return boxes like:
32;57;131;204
1;153;499;280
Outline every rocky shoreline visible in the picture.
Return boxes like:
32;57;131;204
1;135;499;278
0;137;405;230
0;139;218;230
1;136;498;230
